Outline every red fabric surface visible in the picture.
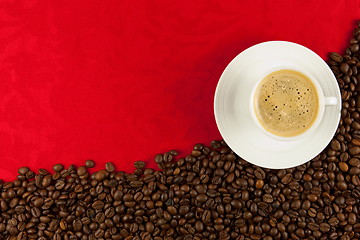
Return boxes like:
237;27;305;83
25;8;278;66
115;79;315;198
0;0;359;181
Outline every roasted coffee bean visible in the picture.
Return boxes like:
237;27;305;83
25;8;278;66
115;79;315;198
330;52;343;62
85;160;95;168
341;63;350;74
130;180;143;188
354;223;360;232
308;208;317;217
53;233;61;240
319;223;331;232
38;168;49;175
94;170;107;181
60;169;69;178
307;194;318;202
255;179;264;189
263;194;273;203
281;173;292;184
339;162;349;172
106;162;115;172
94;229;104;238
94;212;105;223
52;164;63;172
202;210;211;223
349;146;360;155
55;180;65;190
254;168;266;179
25;171;35;179
134;161;146;169
92;200;104;210
16;232;27;240
352;175;360;185
77;166;87;176
337;180;348;190
18;167;29;175
41;175;52;188
113;190;123;201
155;154;163;164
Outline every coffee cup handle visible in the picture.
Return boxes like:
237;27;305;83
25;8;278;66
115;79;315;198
324;97;338;105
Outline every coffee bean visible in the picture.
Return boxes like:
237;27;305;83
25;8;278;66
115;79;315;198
123;193;133;202
31;207;41;218
352;139;360;146
38;168;49;175
67;164;76;174
263;194;273;203
92;200;104;210
254;168;266;179
55;180;65;190
155;154;163;164
60;169;69;178
52;164;63;172
331;139;341;151
335;196;346;206
73;219;82;231
352;175;360;185
94;212;105;223
255;179;264;189
16;232;27;240
330;52;343;62
195;194;207;203
351;43;359;52
352;121;360;130
53;233;61;240
145;222;154;233
94;170;107;181
354;223;360;232
341;63;350;74
134;161;146;169
202;210;211;223
350;146;360;155
18;167;29;175
329;217;339;226
339;162;349;172
41;175;52;188
337;180;348;190
25;171;35;179
191;150;201;157
85;160;95;168
106;162;115;172
281;173;292;184
94;229;105;238
77;166;87;176
130;180;143;188
113;190;123;201
308;208;317;217
319;223;331;232
307;194;318;202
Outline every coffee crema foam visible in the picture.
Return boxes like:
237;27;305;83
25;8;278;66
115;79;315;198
254;69;319;137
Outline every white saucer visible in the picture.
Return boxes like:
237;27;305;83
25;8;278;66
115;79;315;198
214;41;341;169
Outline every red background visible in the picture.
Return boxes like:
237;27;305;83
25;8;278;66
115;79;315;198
0;0;359;181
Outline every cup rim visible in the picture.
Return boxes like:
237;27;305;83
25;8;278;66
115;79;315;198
249;66;325;141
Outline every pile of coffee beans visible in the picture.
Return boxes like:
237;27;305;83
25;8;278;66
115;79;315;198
1;24;360;240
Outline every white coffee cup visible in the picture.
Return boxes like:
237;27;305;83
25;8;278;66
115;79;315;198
214;41;342;169
249;66;338;141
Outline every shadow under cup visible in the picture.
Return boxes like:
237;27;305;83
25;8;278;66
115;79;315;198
250;67;338;141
